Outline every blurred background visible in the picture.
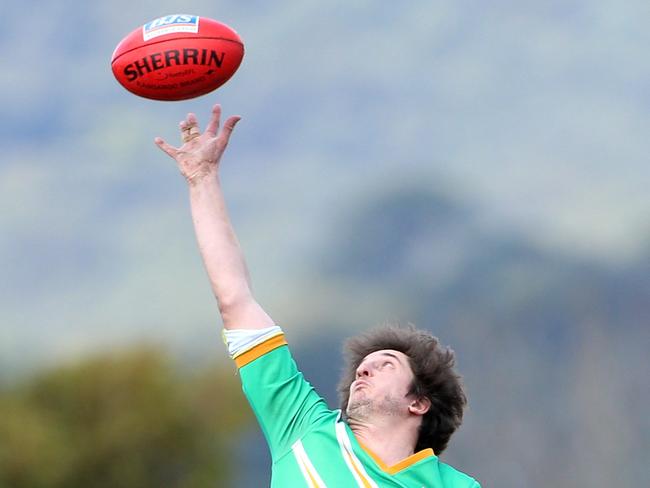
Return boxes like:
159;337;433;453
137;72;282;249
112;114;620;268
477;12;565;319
1;0;649;486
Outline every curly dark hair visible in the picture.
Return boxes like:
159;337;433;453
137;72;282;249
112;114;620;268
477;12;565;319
337;325;467;455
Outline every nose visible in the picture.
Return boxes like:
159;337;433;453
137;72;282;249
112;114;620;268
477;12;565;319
356;363;371;378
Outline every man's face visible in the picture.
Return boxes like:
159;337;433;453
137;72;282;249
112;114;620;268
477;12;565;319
347;349;417;419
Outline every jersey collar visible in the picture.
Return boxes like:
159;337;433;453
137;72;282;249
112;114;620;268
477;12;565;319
337;412;437;476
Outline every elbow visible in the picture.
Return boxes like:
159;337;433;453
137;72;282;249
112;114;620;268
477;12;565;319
217;290;275;330
217;290;255;320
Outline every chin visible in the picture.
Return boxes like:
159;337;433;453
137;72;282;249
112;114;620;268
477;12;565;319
347;397;373;417
349;390;368;406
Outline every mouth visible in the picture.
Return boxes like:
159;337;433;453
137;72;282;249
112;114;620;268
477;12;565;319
353;379;370;391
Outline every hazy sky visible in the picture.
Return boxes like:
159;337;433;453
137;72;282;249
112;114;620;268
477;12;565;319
1;0;648;371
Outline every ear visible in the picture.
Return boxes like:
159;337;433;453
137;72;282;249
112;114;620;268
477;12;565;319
408;396;431;416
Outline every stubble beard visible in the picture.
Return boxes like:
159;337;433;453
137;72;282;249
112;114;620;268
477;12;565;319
347;392;403;421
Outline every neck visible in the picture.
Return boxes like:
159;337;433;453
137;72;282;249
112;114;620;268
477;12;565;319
347;414;420;467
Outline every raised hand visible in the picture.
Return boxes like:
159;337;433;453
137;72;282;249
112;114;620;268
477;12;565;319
155;104;241;186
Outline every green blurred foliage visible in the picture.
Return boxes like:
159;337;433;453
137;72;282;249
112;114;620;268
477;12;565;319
0;347;251;488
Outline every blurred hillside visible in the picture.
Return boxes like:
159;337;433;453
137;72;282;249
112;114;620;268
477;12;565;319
1;1;649;487
0;347;251;487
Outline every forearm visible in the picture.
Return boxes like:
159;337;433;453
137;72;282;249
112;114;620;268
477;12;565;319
189;174;274;330
155;104;272;329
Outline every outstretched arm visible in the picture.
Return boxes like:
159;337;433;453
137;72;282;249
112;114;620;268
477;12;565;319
155;103;274;330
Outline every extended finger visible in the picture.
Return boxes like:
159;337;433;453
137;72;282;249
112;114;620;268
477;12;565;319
186;112;199;130
219;116;241;141
179;118;200;143
204;104;222;137
154;137;179;158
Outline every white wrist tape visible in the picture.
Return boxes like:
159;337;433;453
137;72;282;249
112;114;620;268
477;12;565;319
222;325;284;358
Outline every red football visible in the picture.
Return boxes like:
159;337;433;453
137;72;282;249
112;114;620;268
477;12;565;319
111;14;244;101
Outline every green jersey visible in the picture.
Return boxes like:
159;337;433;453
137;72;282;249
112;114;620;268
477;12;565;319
234;332;480;488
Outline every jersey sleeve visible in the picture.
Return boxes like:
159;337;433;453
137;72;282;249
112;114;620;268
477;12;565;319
233;331;333;460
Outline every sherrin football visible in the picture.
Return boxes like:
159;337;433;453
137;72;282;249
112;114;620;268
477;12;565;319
111;14;244;101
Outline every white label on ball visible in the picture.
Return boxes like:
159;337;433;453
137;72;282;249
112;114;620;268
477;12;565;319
142;14;199;41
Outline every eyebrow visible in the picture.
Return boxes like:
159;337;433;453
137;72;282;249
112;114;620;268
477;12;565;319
377;352;403;364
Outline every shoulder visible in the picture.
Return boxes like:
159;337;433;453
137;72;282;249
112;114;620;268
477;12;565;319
437;459;481;487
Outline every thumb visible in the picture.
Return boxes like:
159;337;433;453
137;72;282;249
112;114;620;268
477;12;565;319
154;137;179;158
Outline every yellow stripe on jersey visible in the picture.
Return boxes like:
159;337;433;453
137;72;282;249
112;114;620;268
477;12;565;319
358;438;435;475
384;448;435;474
335;422;380;488
344;449;375;488
292;439;328;488
234;333;287;368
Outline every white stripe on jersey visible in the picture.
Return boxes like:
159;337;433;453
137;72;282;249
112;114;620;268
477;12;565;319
335;421;380;488
292;439;329;488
